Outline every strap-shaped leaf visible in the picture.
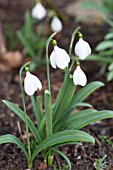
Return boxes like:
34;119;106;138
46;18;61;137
53;75;76;120
36;96;43;125
87;54;113;63
0;134;28;159
53;102;92;129
17;31;35;58
31;130;95;161
55;109;97;131
96;41;113;51
44;90;53;137
2;100;41;144
70;81;104;105
67;110;113;130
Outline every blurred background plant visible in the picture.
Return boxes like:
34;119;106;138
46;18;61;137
75;0;113;81
76;0;113;21
17;11;46;71
6;24;19;51
87;21;113;81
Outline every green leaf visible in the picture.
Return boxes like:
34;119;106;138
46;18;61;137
100;50;113;57
37;115;46;140
31;130;95;161
72;102;92;107
24;11;33;39
70;81;104;105
30;95;39;123
53;75;76;121
107;70;113;81
106;19;113;27
80;0;109;14
2;100;41;144
104;32;113;40
61;102;92;119
36;96;43;125
17;31;35;58
86;54;113;63
0;134;28;159
55;141;82;147
68;110;113;130
44;90;53;137
54;103;92;132
59;109;97;130
96;41;113;51
75;15;89;22
108;62;113;71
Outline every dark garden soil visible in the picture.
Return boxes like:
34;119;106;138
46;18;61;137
0;0;113;170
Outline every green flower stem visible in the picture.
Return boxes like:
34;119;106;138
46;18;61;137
19;62;32;167
46;32;57;93
64;27;81;79
45;33;57;166
69;57;78;72
69;26;81;57
69;57;75;72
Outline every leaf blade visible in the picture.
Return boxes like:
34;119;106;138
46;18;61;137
0;134;28;159
2;100;41;144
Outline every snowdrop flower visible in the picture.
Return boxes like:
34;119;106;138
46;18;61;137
75;38;91;60
50;41;70;69
24;71;42;96
32;3;46;20
51;16;63;32
73;65;87;86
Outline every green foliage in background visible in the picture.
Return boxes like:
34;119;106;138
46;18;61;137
87;19;113;81
17;11;46;71
75;0;113;81
6;25;19;51
76;0;113;21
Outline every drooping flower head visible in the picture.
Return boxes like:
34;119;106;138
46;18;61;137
73;61;87;86
24;67;42;96
51;16;63;32
75;32;91;60
32;2;47;20
50;40;70;69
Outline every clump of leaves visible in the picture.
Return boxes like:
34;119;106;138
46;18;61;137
17;11;46;71
1;29;113;170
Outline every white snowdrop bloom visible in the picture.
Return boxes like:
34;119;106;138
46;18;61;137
32;3;46;20
51;16;63;32
24;72;42;96
75;38;91;60
50;46;70;69
73;66;87;86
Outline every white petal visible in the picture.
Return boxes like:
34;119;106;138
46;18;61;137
73;66;87;86
50;51;57;68
32;3;46;20
51;17;63;32
75;38;91;60
24;72;42;96
54;46;70;69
